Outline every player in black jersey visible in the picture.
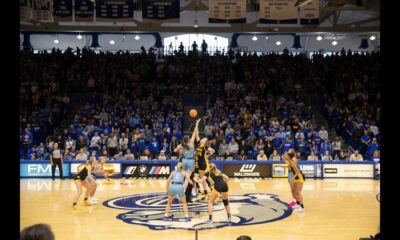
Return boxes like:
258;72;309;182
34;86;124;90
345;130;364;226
195;137;215;201
207;163;231;223
286;149;305;213
72;159;96;209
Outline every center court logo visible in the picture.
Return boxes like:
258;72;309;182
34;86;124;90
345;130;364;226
103;193;292;230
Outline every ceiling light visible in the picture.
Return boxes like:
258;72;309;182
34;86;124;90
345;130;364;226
316;35;322;41
252;35;258;41
77;34;82;39
194;20;198;28
332;40;338;46
54;39;59;44
370;35;376;41
110;40;115;45
134;35;140;40
265;36;269;40
276;41;281;46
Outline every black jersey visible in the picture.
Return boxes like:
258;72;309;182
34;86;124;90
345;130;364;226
290;163;305;181
209;170;228;193
74;165;89;181
195;145;209;171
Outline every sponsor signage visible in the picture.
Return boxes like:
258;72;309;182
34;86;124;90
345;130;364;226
299;164;317;178
70;163;121;175
223;164;272;177
272;164;288;178
323;164;374;178
122;164;171;178
20;163;70;177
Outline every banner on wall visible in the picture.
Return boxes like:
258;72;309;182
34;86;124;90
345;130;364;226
208;0;246;23
299;0;319;25
272;164;288;178
122;163;171;178
70;163;121;175
20;163;70;177
96;0;135;22
20;0;31;21
75;0;95;22
142;0;180;23
259;0;298;24
53;0;73;22
223;164;272;177
323;164;374;178
32;0;53;21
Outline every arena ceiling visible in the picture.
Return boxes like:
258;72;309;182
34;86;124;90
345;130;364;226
20;0;379;33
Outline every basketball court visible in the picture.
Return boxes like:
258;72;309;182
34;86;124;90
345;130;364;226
20;178;380;240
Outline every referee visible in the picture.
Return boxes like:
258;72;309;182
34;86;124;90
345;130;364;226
50;143;64;180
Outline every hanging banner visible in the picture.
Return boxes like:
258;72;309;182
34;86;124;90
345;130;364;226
75;0;95;22
20;0;31;21
53;0;73;22
208;0;246;23
32;0;53;21
259;0;297;24
142;0;180;23
299;0;319;25
95;0;134;22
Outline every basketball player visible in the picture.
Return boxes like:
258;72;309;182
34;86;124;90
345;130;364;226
86;156;113;203
174;119;201;201
286;149;306;213
283;152;298;209
207;163;231;223
72;159;96;209
195;137;215;201
163;162;194;222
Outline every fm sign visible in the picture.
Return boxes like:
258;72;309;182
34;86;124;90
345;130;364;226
20;163;69;177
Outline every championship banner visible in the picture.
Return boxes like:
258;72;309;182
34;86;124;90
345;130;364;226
32;0;53;21
142;0;180;23
53;0;73;22
95;0;134;22
75;0;95;22
70;163;121;175
208;0;246;23
299;0;319;25
122;164;171;178
223;164;272;178
20;163;70;177
259;0;297;24
272;164;288;178
323;164;374;178
20;0;31;21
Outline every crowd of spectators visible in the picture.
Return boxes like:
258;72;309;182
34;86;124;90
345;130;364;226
20;47;380;162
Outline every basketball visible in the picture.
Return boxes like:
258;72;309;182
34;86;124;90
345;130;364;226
189;109;197;117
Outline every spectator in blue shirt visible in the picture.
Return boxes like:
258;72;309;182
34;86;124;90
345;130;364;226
320;139;332;159
272;133;282;153
366;138;379;160
296;134;308;159
137;133;148;153
276;127;286;140
360;130;371;157
149;137;160;157
22;128;33;159
281;136;294;155
312;132;322;150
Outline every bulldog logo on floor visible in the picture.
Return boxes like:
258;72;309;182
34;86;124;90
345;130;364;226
103;193;292;230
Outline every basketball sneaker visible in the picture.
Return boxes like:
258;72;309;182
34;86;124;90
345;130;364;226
183;217;191;222
83;199;92;206
90;197;99;203
162;216;171;221
294;206;305;213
